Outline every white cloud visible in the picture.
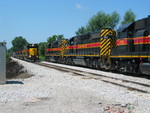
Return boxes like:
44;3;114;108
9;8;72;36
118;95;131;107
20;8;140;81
76;4;83;9
76;4;88;10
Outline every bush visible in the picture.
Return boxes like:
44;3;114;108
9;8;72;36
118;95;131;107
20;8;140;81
39;55;45;61
6;53;11;63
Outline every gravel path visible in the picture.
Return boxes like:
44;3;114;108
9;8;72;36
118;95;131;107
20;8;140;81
0;58;150;113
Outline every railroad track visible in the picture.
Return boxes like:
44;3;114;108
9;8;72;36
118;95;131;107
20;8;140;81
35;61;150;94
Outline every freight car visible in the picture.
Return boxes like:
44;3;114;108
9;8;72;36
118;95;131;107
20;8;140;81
45;15;150;75
14;44;39;62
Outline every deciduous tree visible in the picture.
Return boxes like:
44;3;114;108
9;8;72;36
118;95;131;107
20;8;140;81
75;26;87;35
121;9;136;25
38;42;47;56
47;35;57;44
47;34;65;44
75;11;120;34
12;36;28;52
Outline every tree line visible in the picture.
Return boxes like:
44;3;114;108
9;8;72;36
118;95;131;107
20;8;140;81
8;9;136;59
75;9;136;35
8;35;65;57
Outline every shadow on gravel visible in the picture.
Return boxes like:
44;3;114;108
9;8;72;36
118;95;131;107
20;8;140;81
101;69;150;80
6;81;24;84
118;72;150;80
71;64;150;80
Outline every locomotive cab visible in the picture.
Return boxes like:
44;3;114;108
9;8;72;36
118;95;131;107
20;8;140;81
139;15;150;75
111;15;150;75
27;44;39;61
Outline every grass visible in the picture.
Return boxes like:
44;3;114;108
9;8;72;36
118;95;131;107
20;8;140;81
39;55;45;61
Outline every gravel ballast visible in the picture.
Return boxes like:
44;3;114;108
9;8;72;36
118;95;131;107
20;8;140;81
0;58;150;113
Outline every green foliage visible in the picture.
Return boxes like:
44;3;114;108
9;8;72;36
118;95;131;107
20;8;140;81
39;55;45;61
121;9;136;25
7;47;13;53
75;11;120;34
109;11;120;29
47;35;57;44
47;34;65;44
87;11;109;31
38;42;47;56
12;36;28;52
75;26;87;35
57;35;64;41
87;11;120;31
6;53;11;63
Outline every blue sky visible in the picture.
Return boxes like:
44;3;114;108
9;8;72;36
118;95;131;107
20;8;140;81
0;0;150;49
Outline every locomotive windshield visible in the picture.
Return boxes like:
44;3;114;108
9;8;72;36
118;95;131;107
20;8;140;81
27;44;38;49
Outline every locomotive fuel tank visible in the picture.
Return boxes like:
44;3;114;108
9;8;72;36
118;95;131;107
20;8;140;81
73;56;87;66
140;58;150;75
140;63;150;75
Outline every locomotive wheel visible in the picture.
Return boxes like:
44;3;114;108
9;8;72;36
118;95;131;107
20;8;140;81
65;58;69;65
96;59;101;69
132;63;139;75
95;59;99;69
92;59;96;68
89;59;93;68
68;58;74;65
62;58;66;64
92;59;98;69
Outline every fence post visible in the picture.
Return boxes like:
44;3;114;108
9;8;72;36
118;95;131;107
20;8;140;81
0;42;6;84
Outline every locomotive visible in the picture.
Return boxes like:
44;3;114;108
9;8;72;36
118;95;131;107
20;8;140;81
111;15;150;75
45;28;116;68
45;15;150;75
14;44;39;61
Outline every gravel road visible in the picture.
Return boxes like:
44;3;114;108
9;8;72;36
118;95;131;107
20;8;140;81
0;58;150;113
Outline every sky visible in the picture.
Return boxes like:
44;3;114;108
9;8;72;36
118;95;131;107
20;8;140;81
0;0;150;49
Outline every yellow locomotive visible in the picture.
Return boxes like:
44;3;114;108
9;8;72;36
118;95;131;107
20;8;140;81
14;44;39;61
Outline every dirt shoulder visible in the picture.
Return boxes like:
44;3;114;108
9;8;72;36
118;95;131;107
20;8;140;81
6;59;33;79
